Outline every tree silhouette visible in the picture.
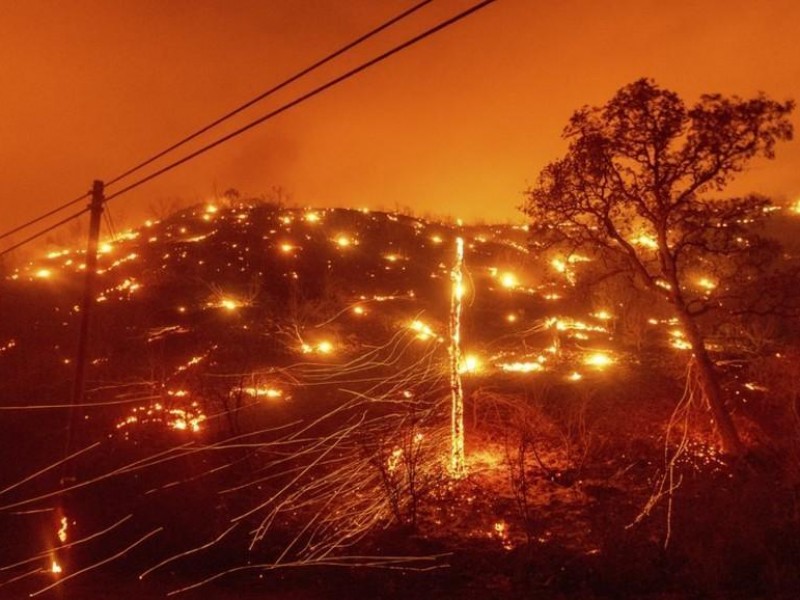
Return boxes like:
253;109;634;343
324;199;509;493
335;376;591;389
523;78;794;455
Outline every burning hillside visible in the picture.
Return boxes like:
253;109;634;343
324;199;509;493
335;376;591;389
1;198;800;598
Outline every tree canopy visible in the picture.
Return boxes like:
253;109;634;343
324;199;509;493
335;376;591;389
523;78;794;455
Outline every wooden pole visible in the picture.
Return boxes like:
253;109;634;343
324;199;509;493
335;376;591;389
449;237;466;478
61;180;104;485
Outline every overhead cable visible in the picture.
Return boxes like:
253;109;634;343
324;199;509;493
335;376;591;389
105;0;497;205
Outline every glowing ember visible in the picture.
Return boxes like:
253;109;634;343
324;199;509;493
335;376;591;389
35;268;52;279
304;211;321;223
506;313;517;323
279;243;295;253
744;382;768;392
492;520;513;550
567;371;583;381
387;447;403;473
352;305;366;315
50;559;62;575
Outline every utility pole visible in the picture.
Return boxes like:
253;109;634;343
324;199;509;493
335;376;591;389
448;237;466;478
61;180;104;485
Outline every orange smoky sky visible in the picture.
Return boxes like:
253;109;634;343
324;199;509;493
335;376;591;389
0;0;798;237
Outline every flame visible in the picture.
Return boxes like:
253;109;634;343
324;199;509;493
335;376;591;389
301;340;335;355
459;354;482;374
669;329;692;350
169;407;206;432
220;299;240;311
551;258;567;273
499;361;543;373
116;402;207;434
499;272;518;289
335;235;353;248
409;319;435;341
234;387;282;399
631;234;658;249
57;516;68;543
583;352;613;368
696;277;716;291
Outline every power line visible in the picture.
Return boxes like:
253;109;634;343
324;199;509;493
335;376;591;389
0;208;90;258
0;0;497;256
0;1;433;247
0;192;89;242
105;0;435;188
105;0;497;205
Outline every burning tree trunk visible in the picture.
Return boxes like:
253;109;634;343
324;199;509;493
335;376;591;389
449;237;466;477
674;307;745;457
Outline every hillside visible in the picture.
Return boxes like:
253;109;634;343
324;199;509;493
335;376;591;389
1;199;798;598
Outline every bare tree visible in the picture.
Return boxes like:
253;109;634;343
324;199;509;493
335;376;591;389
523;79;794;455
